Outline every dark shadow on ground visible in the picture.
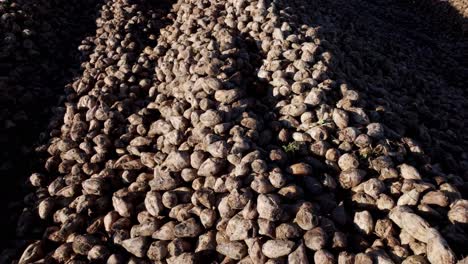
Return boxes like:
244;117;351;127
0;0;104;249
397;0;468;39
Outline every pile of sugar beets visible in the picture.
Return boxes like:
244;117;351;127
0;0;103;223
6;0;468;263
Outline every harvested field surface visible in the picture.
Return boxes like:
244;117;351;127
1;0;467;263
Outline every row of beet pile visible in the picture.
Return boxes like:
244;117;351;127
0;0;103;241
2;0;468;263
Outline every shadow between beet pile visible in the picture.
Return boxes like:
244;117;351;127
0;0;105;250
